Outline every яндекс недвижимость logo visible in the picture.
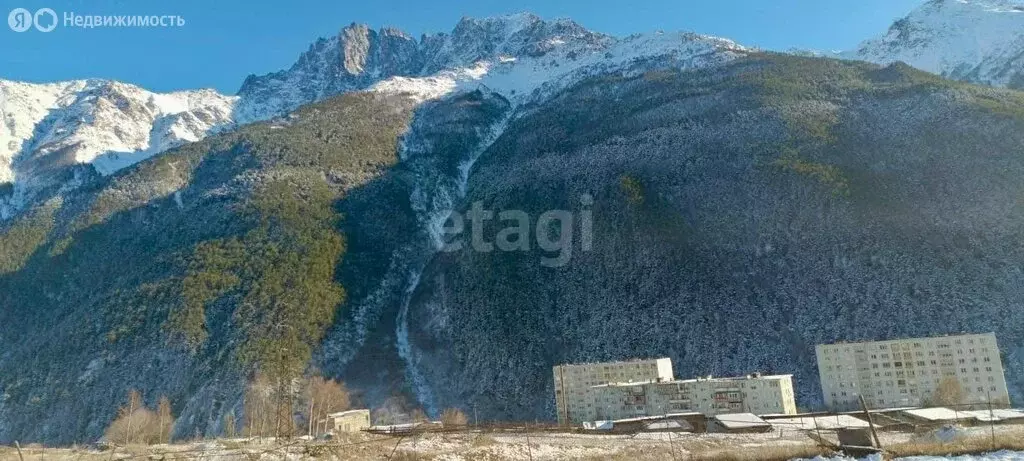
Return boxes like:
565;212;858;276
8;8;185;32
8;7;57;32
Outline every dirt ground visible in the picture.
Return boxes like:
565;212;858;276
1;425;1022;461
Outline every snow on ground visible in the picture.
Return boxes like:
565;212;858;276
809;451;1024;461
899;452;1024;461
1;430;1023;461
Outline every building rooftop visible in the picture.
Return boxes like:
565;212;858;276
818;332;997;347
590;379;661;388
607;412;704;423
645;420;693;431
583;412;705;429
768;415;870;431
327;409;370;418
838;406;920;415
961;409;1024;422
554;357;671;368
903;407;976;422
590;373;791;389
712;413;770;429
665;374;793;384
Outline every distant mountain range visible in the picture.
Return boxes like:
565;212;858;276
2;0;1023;218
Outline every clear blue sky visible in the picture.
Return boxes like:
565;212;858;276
2;0;923;94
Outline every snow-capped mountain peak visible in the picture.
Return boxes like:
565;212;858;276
846;0;1024;88
0;79;236;181
233;13;617;119
237;14;743;113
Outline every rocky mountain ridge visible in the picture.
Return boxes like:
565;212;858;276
5;2;1024;218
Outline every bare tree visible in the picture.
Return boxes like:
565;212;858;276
303;375;351;436
411;409;429;423
224;413;237;438
243;373;274;438
124;390;142;446
440;408;468;427
104;390;164;446
241;371;304;438
929;377;967;407
156;396;175;444
372;396;421;426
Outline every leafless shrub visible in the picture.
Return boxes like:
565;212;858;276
440;408;469;427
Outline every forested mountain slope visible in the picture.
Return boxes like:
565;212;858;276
0;90;428;443
398;55;1024;419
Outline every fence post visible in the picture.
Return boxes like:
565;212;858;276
14;441;25;461
859;395;882;449
525;431;534;461
988;391;996;449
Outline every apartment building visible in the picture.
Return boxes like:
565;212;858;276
589;374;798;422
816;333;1010;411
553;358;797;424
553;358;674;425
